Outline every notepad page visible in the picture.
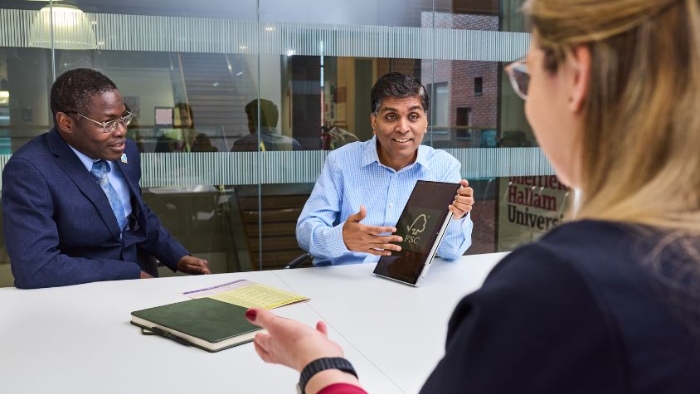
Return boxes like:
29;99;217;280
183;279;309;309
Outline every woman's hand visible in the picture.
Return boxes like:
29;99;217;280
246;308;344;372
246;308;365;394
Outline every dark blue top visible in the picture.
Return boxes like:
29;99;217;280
421;220;700;394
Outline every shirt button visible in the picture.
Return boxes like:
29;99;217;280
388;203;393;208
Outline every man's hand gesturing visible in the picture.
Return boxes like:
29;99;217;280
342;205;403;256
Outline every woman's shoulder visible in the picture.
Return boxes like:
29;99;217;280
489;220;653;292
504;220;639;266
482;219;700;356
442;220;700;392
465;219;685;339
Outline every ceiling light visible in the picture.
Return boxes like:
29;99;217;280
28;4;96;50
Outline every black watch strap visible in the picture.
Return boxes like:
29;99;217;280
297;357;358;394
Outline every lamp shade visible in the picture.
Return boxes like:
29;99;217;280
28;4;96;50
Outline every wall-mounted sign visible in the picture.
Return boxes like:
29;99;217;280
497;176;569;251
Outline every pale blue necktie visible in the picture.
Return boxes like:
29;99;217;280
90;160;127;231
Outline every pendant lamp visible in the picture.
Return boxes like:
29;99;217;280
28;4;96;50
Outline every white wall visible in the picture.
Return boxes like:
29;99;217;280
103;68;175;126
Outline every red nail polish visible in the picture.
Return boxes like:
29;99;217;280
245;309;257;321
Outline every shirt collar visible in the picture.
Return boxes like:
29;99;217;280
361;135;429;171
68;145;112;173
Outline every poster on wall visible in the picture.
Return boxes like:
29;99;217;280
497;176;570;251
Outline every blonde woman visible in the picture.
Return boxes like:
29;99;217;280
244;0;700;393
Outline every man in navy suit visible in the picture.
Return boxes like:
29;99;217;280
2;68;210;289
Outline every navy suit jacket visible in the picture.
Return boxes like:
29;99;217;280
2;128;189;289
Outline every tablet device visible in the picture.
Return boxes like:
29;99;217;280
373;180;460;287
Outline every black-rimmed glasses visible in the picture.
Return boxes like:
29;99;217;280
66;111;133;133
505;59;529;100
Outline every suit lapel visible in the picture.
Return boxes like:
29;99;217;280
48;129;122;239
115;159;140;205
115;142;149;241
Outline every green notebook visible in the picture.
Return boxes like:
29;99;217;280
131;297;262;352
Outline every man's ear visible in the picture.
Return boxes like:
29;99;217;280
568;45;591;113
370;114;377;134
55;112;74;134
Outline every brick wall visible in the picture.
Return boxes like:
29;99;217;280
421;12;500;147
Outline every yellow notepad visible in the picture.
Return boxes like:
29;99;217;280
183;279;309;309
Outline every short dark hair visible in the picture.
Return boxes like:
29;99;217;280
245;99;279;128
370;72;429;114
50;69;118;123
175;102;195;124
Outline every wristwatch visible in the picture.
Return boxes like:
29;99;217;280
297;357;358;394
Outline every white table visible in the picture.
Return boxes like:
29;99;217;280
0;252;507;394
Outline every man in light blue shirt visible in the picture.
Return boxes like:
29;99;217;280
297;72;474;266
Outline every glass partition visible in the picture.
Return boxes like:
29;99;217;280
0;0;563;287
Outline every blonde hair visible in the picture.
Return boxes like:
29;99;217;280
524;0;700;232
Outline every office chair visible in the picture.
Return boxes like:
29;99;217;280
136;247;160;277
283;252;313;269
232;188;313;270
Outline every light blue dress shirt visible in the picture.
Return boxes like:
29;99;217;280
296;136;473;265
